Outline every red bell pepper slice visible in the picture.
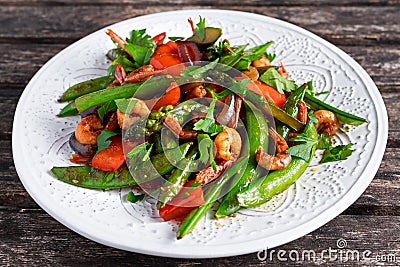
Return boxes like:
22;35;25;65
248;80;287;108
151;32;166;46
150;41;182;70
151;81;181;110
91;136;125;172
159;180;204;221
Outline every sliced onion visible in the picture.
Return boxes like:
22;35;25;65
176;41;201;64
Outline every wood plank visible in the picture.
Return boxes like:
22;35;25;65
0;6;398;45
0;44;399;89
1;0;399;6
0;209;399;265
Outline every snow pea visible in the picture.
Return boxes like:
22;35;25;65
58;101;78;117
58;75;115;102
157;149;199;209
215;101;268;218
236;119;318;207
276;84;306;139
176;156;248;239
51;142;191;189
304;92;367;126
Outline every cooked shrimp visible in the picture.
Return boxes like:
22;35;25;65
251;54;271;68
214;128;242;161
114;64;126;85
106;29;132;57
256;148;292;171
278;62;288;79
297;100;308;124
314;110;339;136
117;98;151;130
242;66;259;81
75;115;103;145
184;85;206;100
256;128;291;170
195;160;232;185
124;65;161;84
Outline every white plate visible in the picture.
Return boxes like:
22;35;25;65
12;9;388;258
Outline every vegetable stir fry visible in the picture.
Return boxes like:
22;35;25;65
52;17;367;239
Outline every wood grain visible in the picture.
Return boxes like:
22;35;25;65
1;1;399;265
0;6;398;45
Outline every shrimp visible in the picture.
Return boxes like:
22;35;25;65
124;65;161;84
75;115;103;145
251;54;271;68
256;128;291;170
278;62;288;79
297;100;308;124
214;128;242;161
195;128;242;185
314;110;339;136
184;85;206;100
117;98;151;130
106;29;132;57
242;66;259;81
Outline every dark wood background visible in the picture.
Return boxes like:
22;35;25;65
1;1;399;266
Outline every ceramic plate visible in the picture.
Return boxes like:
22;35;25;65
12;9;388;258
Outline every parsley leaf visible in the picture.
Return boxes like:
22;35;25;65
287;133;318;162
197;134;217;170
180;60;219;78
259;67;297;94
127;29;155;48
320;143;353;163
97;100;117;121
124;44;154;68
95;130;118;155
265;52;276;62
317;132;332;149
114;98;138;114
169;36;184;41
112;56;135;72
194;16;206;41
193;98;224;135
127;192;145;203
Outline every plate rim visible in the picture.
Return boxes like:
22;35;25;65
12;9;388;258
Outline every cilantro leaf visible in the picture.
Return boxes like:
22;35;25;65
127;192;145;203
180;60;219;78
95;130;118;155
317;132;332;149
114;98;138;114
320;143;353;163
193;98;224;135
194;16;206;41
259;67;297;94
97;100;117;121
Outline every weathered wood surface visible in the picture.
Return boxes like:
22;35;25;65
1;0;399;266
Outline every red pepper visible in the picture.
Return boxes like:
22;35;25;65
151;32;166;46
159;180;205;221
150;41;182;70
248;80;287;108
90;136;125;172
151;81;181;110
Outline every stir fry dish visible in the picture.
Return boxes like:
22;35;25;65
51;17;367;238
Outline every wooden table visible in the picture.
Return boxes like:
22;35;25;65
1;1;399;266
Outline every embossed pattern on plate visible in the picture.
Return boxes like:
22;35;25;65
12;10;387;258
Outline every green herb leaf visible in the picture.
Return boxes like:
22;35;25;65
112;56;135;72
114;98;138;114
194;16;206;41
265;52;276;62
169;36;184;41
287;133;318;162
180;60;219;78
259;67;297;94
126;142;150;160
127;192;145;203
95;130;118;155
127;29;155;48
97;100;117;121
320;143;354;163
193;98;224;135
317;132;332;149
242;41;274;62
197;134;217;170
124;44;154;67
